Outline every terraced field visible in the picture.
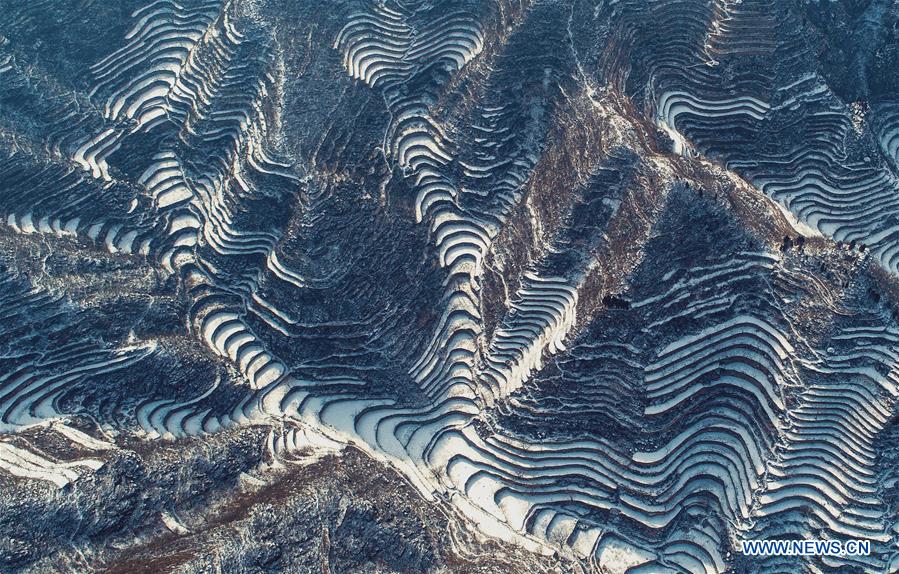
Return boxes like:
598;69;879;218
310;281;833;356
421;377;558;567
1;1;898;572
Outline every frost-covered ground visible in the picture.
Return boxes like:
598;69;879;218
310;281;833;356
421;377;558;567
1;1;898;572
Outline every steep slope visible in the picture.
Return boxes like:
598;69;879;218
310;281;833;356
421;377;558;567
1;1;899;573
